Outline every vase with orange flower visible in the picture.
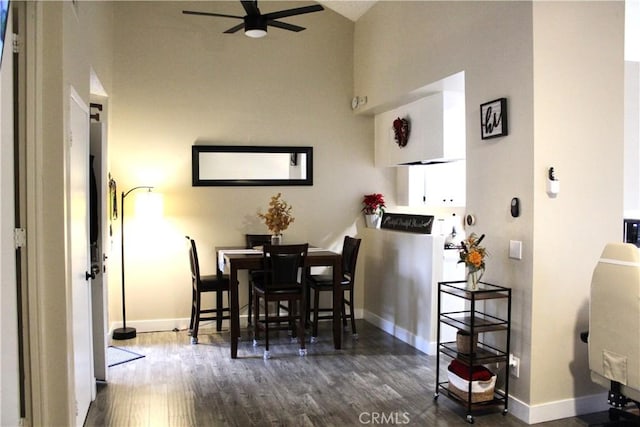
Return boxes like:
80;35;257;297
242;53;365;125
458;233;487;290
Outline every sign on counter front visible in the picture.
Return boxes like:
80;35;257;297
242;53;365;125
380;213;434;234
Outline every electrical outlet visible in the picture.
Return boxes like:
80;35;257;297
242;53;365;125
509;354;520;378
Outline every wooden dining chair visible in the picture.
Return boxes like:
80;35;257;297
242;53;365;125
252;243;308;359
307;236;362;340
186;236;230;344
245;234;272;327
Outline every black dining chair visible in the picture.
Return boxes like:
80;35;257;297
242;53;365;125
186;236;230;344
252;243;308;359
307;236;362;340
245;234;273;327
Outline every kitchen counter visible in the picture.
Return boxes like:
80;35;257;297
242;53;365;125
362;228;465;354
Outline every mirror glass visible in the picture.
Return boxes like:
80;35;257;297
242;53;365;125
192;145;313;186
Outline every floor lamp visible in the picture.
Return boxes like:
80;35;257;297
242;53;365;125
112;186;157;340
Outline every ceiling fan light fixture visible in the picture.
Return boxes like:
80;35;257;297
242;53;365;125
245;28;267;38
245;15;267;38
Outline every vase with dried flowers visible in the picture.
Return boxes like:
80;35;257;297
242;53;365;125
458;233;487;290
258;193;295;245
362;193;386;228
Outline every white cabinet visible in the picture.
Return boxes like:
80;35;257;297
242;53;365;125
375;91;465;167
397;160;466;207
424;161;466;206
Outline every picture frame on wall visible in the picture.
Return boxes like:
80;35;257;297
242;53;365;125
480;97;508;140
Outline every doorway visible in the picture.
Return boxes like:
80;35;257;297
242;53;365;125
89;97;110;383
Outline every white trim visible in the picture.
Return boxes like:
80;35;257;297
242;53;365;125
69;86;88;114
110;318;194;336
25;1;44;425
114;308;367;338
363;310;435;355
518;392;609;424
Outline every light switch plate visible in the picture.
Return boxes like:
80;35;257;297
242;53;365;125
509;240;522;260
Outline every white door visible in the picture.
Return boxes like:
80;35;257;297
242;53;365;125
69;87;95;426
1;9;21;425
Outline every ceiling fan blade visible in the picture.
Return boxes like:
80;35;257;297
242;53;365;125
240;0;260;16
263;5;324;21
182;10;243;20
223;23;246;34
267;20;305;32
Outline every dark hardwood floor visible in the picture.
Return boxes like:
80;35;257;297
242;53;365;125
85;321;612;426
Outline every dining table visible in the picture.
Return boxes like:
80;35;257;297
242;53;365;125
217;246;343;359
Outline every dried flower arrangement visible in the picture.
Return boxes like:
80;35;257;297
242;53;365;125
258;193;295;235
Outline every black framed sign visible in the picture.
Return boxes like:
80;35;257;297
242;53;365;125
380;213;434;234
480;97;508;140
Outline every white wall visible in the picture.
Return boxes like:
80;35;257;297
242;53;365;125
107;1;391;330
530;2;624;418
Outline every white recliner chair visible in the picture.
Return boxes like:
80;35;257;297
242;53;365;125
588;242;640;421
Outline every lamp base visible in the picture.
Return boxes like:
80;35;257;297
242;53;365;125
112;327;137;340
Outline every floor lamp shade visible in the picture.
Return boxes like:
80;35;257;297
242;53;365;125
135;191;163;219
112;186;160;340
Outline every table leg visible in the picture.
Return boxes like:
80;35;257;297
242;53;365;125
230;266;240;359
332;255;342;349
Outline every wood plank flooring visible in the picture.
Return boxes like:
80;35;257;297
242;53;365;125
85;321;609;426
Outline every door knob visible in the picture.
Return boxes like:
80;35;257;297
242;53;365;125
85;271;96;281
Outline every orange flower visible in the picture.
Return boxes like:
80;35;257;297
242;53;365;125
458;233;487;272
467;250;483;268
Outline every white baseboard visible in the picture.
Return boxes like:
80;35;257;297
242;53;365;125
363;310;436;355
109;316;237;337
109;309;367;337
516;391;609;424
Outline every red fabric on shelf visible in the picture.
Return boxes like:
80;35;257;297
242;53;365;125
448;359;493;381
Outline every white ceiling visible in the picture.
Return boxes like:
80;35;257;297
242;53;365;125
317;0;377;21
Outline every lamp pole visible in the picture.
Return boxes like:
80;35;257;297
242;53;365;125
112;186;154;340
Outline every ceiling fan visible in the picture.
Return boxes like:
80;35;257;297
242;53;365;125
182;0;324;39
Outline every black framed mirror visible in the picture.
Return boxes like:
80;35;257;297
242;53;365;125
192;145;313;186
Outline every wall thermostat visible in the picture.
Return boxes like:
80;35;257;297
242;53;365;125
465;214;476;226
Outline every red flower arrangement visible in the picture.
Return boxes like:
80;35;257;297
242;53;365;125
361;193;386;215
